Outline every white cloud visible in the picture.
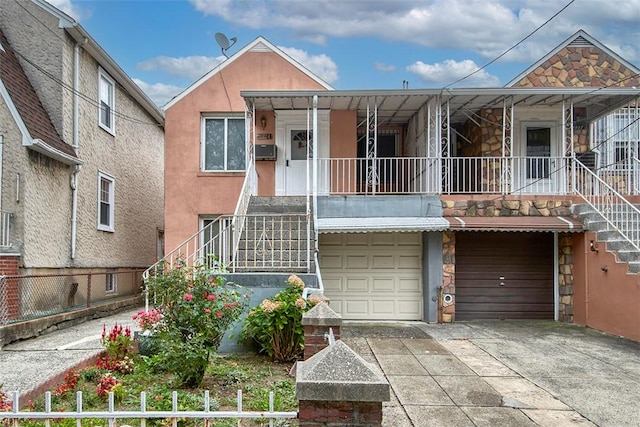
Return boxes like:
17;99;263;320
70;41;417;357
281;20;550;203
133;79;184;107
188;0;640;65
136;56;224;81
44;0;86;20
375;62;396;73
279;46;339;84
407;59;501;87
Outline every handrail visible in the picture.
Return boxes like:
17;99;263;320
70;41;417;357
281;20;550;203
574;159;640;251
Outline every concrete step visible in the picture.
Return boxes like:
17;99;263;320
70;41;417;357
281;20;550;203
247;196;309;214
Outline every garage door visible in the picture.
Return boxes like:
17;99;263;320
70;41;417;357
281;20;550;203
455;232;554;320
319;232;423;320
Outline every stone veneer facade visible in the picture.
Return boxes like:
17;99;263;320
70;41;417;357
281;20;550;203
441;199;575;323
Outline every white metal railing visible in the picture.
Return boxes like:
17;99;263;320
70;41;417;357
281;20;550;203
2;390;297;426
317;157;440;194
230;214;312;272
574;160;640;251
317;156;575;195
0;209;11;247
596;157;640;196
143;213;312;283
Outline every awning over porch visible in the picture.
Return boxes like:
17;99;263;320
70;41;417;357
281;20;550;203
447;216;583;232
317;217;449;233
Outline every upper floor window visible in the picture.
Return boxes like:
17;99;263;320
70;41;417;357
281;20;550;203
97;172;115;232
98;69;115;134
594;108;640;170
202;116;246;171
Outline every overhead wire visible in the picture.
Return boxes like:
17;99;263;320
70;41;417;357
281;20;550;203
11;0;162;128
444;0;576;88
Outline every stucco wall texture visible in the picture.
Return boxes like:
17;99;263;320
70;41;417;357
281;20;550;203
164;47;329;252
0;0;164;270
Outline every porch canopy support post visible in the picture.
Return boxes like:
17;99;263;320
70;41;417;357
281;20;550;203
427;96;441;193
441;99;450;194
311;95;317;273
502;96;514;195
366;97;379;195
563;99;575;193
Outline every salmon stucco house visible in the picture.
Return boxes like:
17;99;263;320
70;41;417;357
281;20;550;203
158;32;640;341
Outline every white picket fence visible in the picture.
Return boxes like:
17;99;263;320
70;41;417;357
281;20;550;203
2;389;297;426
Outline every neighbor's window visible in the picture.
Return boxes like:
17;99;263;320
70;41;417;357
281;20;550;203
97;172;115;232
106;271;117;293
202;116;246;171
98;68;115;134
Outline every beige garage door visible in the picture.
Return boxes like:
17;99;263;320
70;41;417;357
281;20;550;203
319;232;423;320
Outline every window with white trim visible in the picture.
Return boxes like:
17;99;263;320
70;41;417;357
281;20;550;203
202;116;246;171
595;108;640;170
98;69;115;134
106;271;117;293
97;172;115;232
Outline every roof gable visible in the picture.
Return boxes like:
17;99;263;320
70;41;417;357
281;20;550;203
0;27;80;164
164;36;334;111
506;29;640;88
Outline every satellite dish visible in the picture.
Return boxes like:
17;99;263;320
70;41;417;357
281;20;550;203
215;32;237;59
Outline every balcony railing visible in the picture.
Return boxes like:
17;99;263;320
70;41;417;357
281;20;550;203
316;157;574;195
0;209;12;247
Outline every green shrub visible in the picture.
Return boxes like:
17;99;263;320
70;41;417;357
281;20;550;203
241;275;316;362
144;258;250;387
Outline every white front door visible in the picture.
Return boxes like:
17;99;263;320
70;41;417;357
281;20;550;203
286;128;311;195
275;110;329;196
517;122;561;194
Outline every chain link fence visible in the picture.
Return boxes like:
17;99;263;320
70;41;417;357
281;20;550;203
0;270;144;325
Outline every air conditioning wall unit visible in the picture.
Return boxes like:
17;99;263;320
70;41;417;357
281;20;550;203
255;144;277;160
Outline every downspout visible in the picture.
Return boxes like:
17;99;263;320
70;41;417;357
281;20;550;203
70;39;87;260
0;135;3;210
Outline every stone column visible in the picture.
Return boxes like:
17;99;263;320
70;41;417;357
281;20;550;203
296;340;390;427
302;301;342;360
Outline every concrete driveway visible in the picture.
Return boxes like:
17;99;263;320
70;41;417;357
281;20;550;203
341;320;640;427
2;311;639;426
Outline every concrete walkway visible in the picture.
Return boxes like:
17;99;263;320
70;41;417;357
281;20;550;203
2;310;640;426
342;320;640;427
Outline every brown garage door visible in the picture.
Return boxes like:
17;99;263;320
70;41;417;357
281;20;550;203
455;232;554;320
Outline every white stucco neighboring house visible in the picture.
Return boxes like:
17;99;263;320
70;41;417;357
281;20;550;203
0;0;164;311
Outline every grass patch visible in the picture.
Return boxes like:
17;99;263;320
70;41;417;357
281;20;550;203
15;353;297;427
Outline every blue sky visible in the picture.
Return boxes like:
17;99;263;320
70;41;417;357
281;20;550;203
49;0;640;106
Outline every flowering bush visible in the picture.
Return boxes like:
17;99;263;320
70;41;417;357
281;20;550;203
101;323;134;360
132;309;163;332
241;275;315;362
0;389;11;412
54;370;79;397
96;373;123;401
144;258;250;387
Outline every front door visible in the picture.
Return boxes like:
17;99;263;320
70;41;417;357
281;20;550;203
518;122;561;193
286;128;311;195
275;110;330;196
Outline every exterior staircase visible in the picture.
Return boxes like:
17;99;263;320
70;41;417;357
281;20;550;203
573;203;640;273
232;196;315;273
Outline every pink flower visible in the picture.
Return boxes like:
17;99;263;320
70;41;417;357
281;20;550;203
207;294;216;301
204;308;211;314
184;293;193;301
216;312;223;318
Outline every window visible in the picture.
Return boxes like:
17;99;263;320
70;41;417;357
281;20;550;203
202;116;246;171
97;172;115;232
595;108;640;170
106;271;117;293
98;69;115;133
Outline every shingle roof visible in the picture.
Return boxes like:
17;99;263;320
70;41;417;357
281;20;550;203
0;27;78;160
